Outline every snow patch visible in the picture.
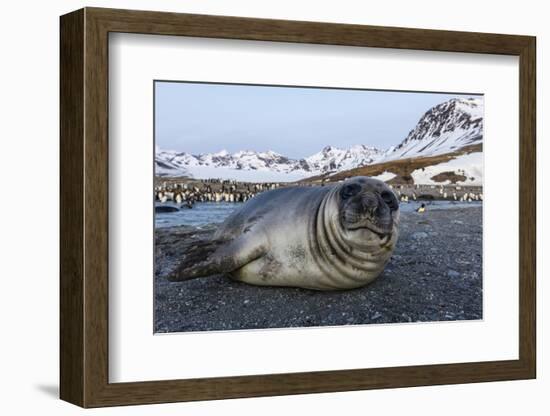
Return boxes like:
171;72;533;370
370;171;397;182
410;152;483;185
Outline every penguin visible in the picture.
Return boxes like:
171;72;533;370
181;200;194;209
417;203;426;213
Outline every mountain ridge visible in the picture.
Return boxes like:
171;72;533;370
155;144;383;179
155;97;483;184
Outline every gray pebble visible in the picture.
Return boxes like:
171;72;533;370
411;231;429;240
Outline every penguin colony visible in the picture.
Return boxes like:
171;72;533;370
388;183;483;203
154;179;483;205
154;179;281;204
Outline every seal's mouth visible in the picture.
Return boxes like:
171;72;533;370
341;211;393;237
346;219;393;237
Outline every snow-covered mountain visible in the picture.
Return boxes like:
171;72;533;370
155;97;483;183
306;145;382;173
382;98;483;161
155;144;382;180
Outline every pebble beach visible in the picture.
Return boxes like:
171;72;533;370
154;206;483;333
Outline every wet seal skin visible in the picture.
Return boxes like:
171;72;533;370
168;176;400;290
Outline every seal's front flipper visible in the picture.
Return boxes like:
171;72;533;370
167;235;267;282
166;238;227;282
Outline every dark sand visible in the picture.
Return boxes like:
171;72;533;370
154;206;482;333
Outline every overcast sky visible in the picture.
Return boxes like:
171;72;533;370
155;81;481;158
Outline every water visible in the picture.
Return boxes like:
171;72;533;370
155;200;482;228
399;200;482;213
155;202;242;228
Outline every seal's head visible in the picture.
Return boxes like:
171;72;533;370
338;176;399;241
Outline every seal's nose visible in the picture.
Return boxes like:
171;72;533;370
361;193;378;213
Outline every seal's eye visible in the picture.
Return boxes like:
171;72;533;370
341;183;361;200
381;190;398;211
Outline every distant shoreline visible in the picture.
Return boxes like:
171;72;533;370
154;176;483;204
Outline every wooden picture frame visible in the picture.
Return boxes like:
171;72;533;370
60;7;536;408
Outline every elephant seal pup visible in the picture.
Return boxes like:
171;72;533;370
168;176;399;290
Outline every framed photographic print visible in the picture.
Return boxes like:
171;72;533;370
60;7;536;408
